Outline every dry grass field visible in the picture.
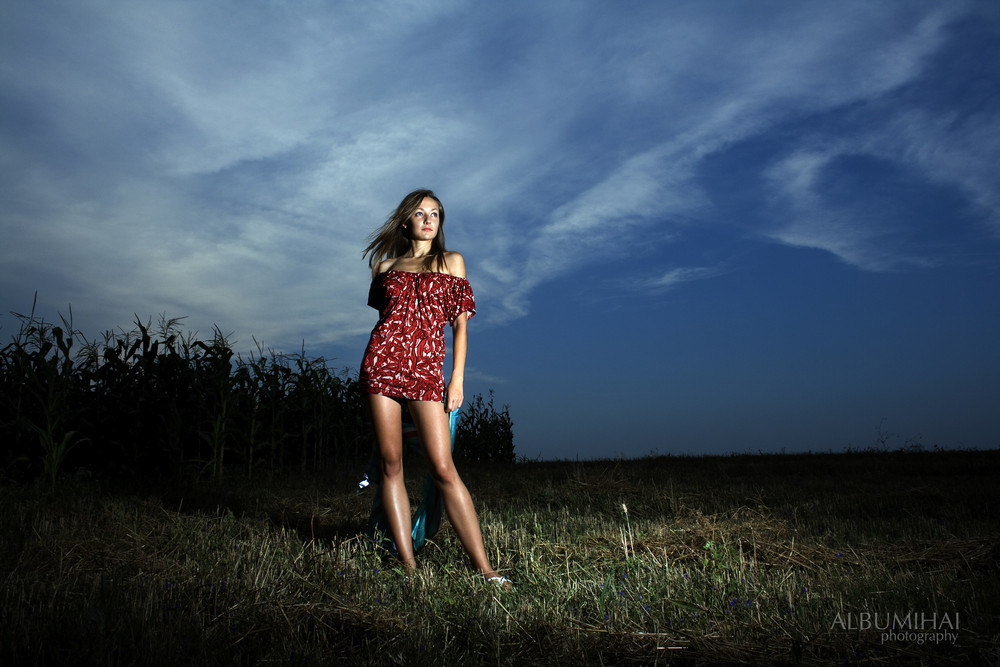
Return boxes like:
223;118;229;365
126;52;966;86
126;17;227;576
2;448;998;665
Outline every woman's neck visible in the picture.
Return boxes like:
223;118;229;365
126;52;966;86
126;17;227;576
406;240;434;258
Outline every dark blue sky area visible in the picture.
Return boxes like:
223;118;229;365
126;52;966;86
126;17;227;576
463;244;998;458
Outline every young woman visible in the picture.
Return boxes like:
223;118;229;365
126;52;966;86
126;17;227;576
360;189;508;587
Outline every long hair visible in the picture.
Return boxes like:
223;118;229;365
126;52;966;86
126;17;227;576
363;189;448;274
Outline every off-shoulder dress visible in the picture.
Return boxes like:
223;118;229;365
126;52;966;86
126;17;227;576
359;270;476;403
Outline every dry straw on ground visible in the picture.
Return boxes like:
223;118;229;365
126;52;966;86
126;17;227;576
2;448;998;665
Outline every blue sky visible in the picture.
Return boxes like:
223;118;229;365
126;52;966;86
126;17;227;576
2;0;998;459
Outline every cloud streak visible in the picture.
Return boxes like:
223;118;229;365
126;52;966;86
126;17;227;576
1;0;996;353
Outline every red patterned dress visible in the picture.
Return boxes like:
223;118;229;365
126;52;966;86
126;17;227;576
359;270;476;402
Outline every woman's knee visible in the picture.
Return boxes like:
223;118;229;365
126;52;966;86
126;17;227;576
429;460;461;486
380;455;404;479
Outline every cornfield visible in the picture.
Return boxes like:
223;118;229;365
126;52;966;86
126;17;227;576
0;300;515;486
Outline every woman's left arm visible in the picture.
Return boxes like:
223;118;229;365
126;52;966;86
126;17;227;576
445;251;468;413
446;313;468;412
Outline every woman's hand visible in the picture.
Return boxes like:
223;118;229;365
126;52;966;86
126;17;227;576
446;377;464;412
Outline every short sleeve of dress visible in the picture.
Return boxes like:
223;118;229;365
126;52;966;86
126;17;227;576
449;278;476;324
367;275;386;311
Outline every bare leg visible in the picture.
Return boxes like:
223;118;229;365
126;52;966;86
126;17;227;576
408;400;502;581
369;393;416;572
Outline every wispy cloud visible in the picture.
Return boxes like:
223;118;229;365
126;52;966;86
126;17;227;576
632;267;723;294
476;0;975;303
1;0;995;351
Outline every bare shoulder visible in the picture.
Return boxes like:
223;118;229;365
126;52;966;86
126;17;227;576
374;258;395;277
440;251;467;278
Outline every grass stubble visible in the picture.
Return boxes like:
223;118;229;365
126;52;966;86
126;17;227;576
1;449;998;665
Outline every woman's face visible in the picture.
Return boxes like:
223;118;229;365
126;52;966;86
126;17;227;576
407;197;441;241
